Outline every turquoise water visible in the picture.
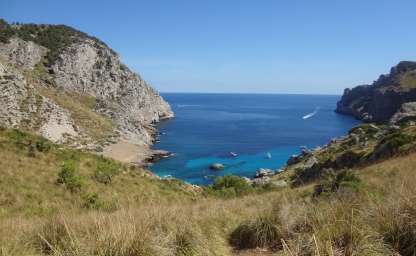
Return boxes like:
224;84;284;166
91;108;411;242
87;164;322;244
150;93;359;184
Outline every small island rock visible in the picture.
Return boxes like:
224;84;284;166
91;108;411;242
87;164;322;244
209;163;225;170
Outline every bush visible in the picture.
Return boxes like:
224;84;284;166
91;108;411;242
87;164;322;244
348;124;379;135
0;19;15;43
230;216;281;249
35;137;52;152
93;157;120;184
314;169;362;197
373;132;416;159
206;175;253;197
57;160;83;192
81;192;118;211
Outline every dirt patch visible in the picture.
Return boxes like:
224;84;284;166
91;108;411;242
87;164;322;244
102;141;151;164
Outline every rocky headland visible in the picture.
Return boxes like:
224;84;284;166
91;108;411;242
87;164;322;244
336;61;416;123
0;20;173;164
266;61;416;188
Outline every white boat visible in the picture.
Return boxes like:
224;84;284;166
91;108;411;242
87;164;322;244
302;107;320;119
266;152;272;159
230;152;238;157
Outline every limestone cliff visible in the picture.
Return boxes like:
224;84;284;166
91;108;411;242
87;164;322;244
0;21;173;163
336;61;416;123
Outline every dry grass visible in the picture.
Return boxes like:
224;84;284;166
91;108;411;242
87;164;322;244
22;62;115;142
2;128;416;255
38;86;115;141
399;70;416;90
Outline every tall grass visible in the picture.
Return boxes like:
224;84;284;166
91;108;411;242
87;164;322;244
2;128;416;255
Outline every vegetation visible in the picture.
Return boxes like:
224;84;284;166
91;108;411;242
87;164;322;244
0;19;113;65
2;127;416;255
56;160;84;192
38;86;114;141
93;156;121;184
313;169;362;197
399;70;416;90
0;19;15;43
206;175;253;197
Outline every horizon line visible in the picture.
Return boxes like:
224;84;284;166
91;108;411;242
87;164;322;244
159;91;342;96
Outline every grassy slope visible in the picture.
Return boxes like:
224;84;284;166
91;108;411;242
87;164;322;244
0;128;198;218
1;127;416;255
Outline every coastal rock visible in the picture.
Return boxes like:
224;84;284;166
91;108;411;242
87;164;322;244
255;168;274;178
272;180;288;188
336;61;416;122
0;22;173;163
390;102;416;124
209;163;225;170
148;150;173;162
251;176;271;186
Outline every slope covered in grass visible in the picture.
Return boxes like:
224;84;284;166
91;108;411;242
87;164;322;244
0;127;199;218
2;127;416;255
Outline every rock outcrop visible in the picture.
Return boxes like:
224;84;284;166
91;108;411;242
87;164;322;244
336;61;416;122
390;102;416;124
0;21;173;163
282;122;416;186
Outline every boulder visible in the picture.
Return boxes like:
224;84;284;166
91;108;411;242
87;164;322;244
251;176;271;186
255;168;274;178
390;102;416;124
209;163;225;170
148;150;173;162
272;180;288;188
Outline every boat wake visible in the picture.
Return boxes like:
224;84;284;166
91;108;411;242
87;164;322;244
302;107;320;119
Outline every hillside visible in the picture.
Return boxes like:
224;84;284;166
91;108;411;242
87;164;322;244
1;126;416;255
336;61;416;122
0;19;173;165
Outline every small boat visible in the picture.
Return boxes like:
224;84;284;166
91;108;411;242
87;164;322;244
266;152;272;159
230;152;238;157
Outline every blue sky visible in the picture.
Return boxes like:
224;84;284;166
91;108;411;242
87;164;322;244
2;0;416;94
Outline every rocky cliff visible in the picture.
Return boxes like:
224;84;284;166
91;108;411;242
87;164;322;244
336;61;416;123
0;20;173;163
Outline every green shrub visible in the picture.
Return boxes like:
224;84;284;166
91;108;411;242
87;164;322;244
1;21;113;66
35;138;52;152
314;169;361;197
348;123;379;135
373;132;416;159
93;157;120;184
0;19;15;43
230;216;281;249
206;175;253;197
57;160;83;192
81;192;113;211
381;132;415;149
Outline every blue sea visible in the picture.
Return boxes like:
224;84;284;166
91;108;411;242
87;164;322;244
151;93;359;185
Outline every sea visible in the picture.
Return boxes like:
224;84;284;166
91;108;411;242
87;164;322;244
150;93;360;185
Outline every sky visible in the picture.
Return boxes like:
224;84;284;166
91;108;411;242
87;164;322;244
2;0;416;94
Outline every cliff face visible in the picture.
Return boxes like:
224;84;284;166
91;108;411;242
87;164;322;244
0;22;173;163
336;61;416;123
